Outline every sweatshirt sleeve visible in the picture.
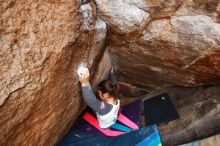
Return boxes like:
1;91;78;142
81;85;113;115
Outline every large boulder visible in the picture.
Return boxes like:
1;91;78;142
109;15;220;90
95;0;220;91
0;0;106;145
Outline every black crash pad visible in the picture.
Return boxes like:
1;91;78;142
144;93;180;125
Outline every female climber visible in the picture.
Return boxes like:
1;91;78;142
77;66;138;135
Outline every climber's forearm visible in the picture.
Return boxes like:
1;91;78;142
77;65;112;115
82;84;102;111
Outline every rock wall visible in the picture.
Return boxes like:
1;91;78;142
156;86;220;145
1;0;220;145
96;0;220;90
0;0;106;145
201;134;220;146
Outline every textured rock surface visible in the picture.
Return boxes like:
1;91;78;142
98;0;220;91
0;0;106;145
201;134;220;146
122;0;183;19
1;0;220;145
95;0;151;35
175;0;220;23
140;86;220;146
157;86;220;145
91;49;112;87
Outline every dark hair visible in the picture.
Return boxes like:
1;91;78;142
97;80;119;97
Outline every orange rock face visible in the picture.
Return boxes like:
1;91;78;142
0;0;106;145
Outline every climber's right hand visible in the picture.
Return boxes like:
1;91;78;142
77;66;90;86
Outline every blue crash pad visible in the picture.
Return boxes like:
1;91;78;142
58;124;162;146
